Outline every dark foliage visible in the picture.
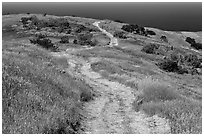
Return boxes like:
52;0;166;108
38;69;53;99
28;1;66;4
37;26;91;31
29;35;57;51
141;44;160;54
113;31;127;39
146;30;156;35
121;24;146;35
21;17;31;24
160;35;168;43
60;36;69;43
114;19;125;23
191;43;202;50
157;59;181;73
184;54;202;68
75;25;86;33
77;33;95;46
185;37;202;50
186;37;196;44
73;39;78;44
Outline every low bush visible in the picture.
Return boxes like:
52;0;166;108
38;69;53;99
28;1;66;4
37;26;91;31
29;35;57;51
191;42;202;50
114;19;125;23
77;33;95;46
157;58;180;73
185;37;202;50
146;29;156;35
113;31;127;39
121;24;146;35
160;35;168;43
185;37;195;44
184;53;201;68
141;43;159;54
60;36;69;43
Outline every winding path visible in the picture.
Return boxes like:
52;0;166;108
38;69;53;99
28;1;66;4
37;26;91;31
51;48;171;134
50;21;171;134
93;21;118;46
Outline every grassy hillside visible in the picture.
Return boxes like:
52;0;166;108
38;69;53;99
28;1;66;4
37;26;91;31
2;14;202;134
2;40;93;133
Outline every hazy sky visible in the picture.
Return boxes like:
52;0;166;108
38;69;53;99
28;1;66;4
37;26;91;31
2;2;202;31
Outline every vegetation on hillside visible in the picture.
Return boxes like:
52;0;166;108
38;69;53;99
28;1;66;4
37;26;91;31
133;78;201;134
185;37;202;50
141;43;201;75
121;24;156;36
2;43;93;134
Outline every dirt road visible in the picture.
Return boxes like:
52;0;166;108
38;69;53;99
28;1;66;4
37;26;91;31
93;21;118;46
51;48;171;134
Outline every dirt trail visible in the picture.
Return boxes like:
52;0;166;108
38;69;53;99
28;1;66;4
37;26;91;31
51;48;171;134
93;21;118;46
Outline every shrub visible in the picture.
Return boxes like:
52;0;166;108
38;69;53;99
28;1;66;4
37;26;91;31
146;29;156;35
60;36;69;43
113;31;127;39
160;35;168;43
184;53;201;68
20;17;31;24
157;58;179;72
191;42;202;50
30;36;57;51
141;43;159;54
114;19;125;23
75;25;86;33
77;33;95;46
121;24;139;33
185;37;195;44
73;39;78;44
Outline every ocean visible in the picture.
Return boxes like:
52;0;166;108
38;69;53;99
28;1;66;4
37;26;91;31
2;2;202;32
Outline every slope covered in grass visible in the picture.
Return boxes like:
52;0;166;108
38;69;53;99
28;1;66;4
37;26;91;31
2;42;93;134
133;78;202;134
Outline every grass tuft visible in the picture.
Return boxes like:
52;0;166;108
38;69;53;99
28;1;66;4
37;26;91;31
133;77;202;134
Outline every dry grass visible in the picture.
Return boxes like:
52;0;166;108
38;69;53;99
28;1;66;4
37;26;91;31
133;77;202;134
2;43;93;134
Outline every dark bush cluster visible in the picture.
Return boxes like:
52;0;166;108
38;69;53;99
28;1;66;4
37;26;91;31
114;19;125;23
191;43;202;50
157;52;201;75
185;37;202;50
29;34;57;51
186;37;196;44
121;24;156;36
146;29;156;35
75;33;95;46
113;31;127;39
75;25;86;33
60;36;69;43
121;24;147;36
141;42;202;75
141;43;160;54
160;35;168;43
184;53;202;68
21;16;70;31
